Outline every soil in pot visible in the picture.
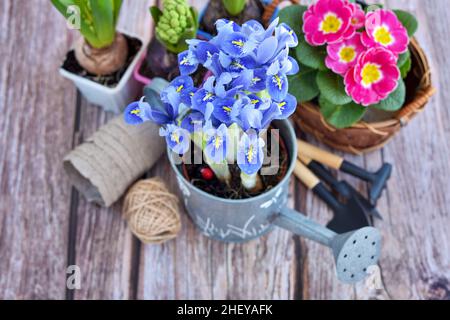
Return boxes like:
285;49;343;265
182;126;289;199
200;0;265;36
61;34;142;88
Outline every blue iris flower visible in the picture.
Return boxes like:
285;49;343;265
237;130;265;175
162;75;195;106
178;50;199;75
192;77;216;115
181;111;206;133
276;23;299;48
124;101;144;125
160;124;191;155
273;93;297;119
204;123;229;164
222;32;254;58
195;42;220;64
212;97;241;126
239;104;263;131
124;18;301;162
266;72;288;102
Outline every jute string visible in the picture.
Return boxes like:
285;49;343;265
123;178;181;244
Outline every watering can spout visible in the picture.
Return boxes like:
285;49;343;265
275;207;382;284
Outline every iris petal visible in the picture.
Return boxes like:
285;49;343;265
124;102;144;125
266;73;288;102
178;50;198;75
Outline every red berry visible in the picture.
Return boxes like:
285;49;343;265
200;167;214;180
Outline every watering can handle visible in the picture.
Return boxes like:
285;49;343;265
274;206;336;247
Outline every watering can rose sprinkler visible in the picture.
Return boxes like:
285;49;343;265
124;19;382;283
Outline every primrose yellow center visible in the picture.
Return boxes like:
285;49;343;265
361;63;382;87
131;109;140;115
320;13;343;34
251;99;260;105
339;46;356;63
374;26;393;46
232;40;244;47
223;106;232;113
247;145;254;163
274;75;282;90
214;136;222;149
171;132;180;144
176;85;184;93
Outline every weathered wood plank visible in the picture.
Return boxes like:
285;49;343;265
70;0;155;300
376;0;450;300
0;0;77;299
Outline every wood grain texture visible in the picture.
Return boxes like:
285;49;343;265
0;0;77;299
377;0;450;300
0;0;449;300
69;0;155;300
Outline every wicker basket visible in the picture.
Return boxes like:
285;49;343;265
292;38;436;155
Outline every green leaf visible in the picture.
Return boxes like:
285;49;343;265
150;6;163;25
316;70;353;105
371;79;406;111
112;0;123;26
394;9;418;37
277;4;308;38
400;56;412;79
295;38;327;70
89;0;116;47
288;68;319;103
190;7;199;30
397;50;410;68
51;0;101;47
319;96;366;129
397;50;412;78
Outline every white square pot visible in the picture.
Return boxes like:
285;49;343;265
59;30;147;114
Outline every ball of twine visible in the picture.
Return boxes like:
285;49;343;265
123;178;181;244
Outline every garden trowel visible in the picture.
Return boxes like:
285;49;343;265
299;154;382;221
298;140;392;205
294;159;370;233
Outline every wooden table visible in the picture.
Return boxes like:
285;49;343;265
1;0;449;300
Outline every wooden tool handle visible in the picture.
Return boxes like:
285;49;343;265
294;160;320;190
297;140;344;169
298;153;312;165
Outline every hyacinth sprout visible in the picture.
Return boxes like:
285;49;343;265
152;0;199;54
222;0;247;16
124;18;299;192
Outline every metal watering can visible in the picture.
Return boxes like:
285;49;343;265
169;120;381;284
144;79;382;284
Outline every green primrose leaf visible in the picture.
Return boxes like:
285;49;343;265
370;79;406;111
288;66;319;103
277;4;308;38
319;96;367;129
397;50;412;78
394;9;418;37
316;70;353;105
295;38;327;71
